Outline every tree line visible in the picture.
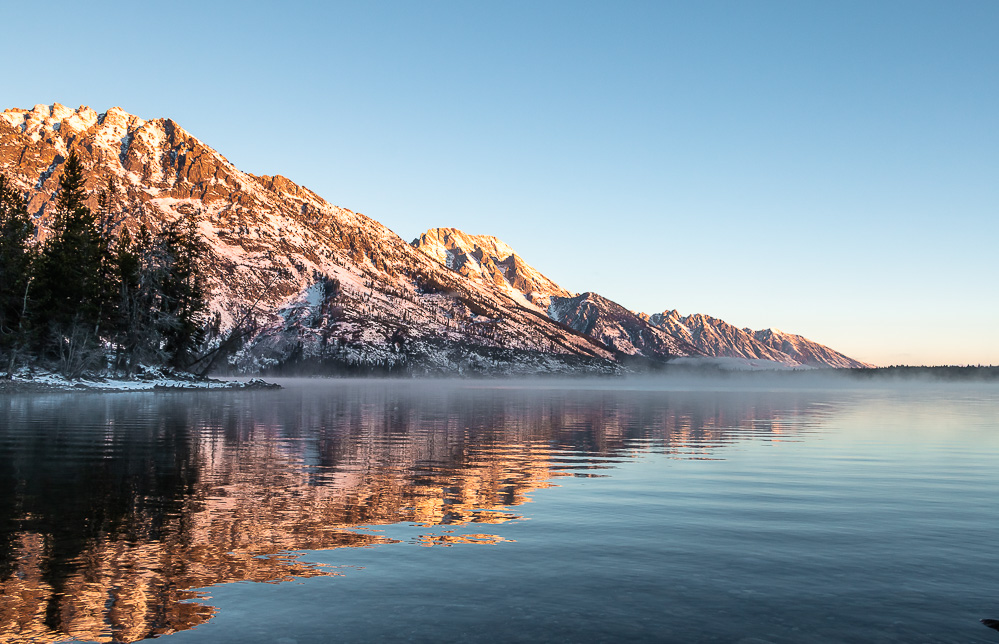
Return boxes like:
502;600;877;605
0;150;208;379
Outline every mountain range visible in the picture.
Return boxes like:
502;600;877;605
0;104;869;373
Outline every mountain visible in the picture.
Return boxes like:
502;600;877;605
1;103;866;373
645;311;869;368
748;327;868;369
0;103;628;374
644;311;788;363
546;293;698;361
413;228;572;311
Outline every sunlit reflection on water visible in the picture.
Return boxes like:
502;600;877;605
0;379;996;642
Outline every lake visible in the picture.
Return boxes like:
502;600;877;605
1;377;998;643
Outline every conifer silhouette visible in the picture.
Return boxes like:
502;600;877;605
0;175;35;376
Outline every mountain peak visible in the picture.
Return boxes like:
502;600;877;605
1;104;134;137
419;228;517;260
413;227;572;310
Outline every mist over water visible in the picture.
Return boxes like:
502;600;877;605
1;377;998;643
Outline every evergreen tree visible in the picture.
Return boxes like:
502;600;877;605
0;174;35;377
111;222;170;374
110;225;142;375
157;219;208;368
32;150;105;376
110;218;210;373
94;177;124;337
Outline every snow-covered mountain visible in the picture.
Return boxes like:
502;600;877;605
643;311;787;362
0;103;866;372
0;104;630;374
646;311;869;368
749;327;868;369
547;293;698;361
413;228;572;311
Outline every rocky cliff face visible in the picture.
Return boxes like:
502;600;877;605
413;227;573;310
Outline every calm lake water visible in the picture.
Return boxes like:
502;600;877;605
1;377;998;643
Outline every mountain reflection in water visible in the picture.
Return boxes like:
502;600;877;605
0;380;831;643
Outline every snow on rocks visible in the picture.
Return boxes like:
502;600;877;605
0;367;281;394
413;227;573;311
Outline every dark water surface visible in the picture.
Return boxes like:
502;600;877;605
1;378;998;643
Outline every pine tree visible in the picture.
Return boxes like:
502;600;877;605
0;174;35;377
157;219;208;369
111;222;170;374
32;150;105;376
110;225;142;375
94;177;124;337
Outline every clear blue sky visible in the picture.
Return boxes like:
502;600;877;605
3;1;997;366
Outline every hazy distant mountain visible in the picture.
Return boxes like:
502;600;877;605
646;311;869;368
0;103;865;373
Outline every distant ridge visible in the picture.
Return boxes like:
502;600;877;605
647;311;870;369
413;229;869;368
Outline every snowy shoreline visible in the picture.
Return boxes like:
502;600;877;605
0;371;280;394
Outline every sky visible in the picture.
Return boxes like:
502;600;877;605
2;1;996;366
